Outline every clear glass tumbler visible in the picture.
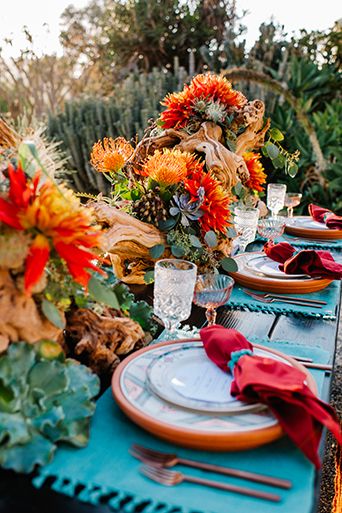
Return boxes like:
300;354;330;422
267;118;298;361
233;207;260;253
153;259;197;334
267;183;287;218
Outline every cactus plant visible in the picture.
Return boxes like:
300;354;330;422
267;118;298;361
47;67;188;194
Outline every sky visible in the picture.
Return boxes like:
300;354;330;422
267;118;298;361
0;0;340;58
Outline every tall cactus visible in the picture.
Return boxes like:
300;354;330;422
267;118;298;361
47;67;188;193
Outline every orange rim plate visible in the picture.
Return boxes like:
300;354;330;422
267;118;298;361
112;338;316;452
285;216;342;240
229;251;332;294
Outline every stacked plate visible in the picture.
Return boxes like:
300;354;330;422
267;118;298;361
228;252;332;294
112;339;316;451
285;216;342;241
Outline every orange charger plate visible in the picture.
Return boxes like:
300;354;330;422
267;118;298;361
285;216;342;240
112;338;317;452
229;252;332;294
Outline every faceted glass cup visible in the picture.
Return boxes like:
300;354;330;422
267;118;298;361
233;207;259;253
257;216;286;244
154;259;197;333
267;183;287;218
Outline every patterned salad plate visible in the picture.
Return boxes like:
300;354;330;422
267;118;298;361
229;251;332;294
112;338;317;451
285;216;342;240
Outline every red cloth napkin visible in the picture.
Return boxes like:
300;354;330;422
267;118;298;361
200;325;342;468
264;241;342;280
309;204;342;230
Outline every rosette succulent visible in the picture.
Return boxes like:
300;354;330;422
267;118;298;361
170;190;204;227
0;341;100;473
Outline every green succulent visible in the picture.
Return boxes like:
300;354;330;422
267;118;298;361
0;341;100;473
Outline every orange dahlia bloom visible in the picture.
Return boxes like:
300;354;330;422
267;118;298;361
0;163;104;293
243;151;267;192
91;137;134;173
160;73;247;129
142;149;204;186
184;169;231;234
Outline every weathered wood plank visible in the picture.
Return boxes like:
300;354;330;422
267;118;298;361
216;308;276;338
270;315;337;357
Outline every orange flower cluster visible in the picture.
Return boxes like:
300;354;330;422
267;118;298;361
160;73;247;129
184;169;231;234
243;151;267;192
0;163;104;293
91;137;134;173
142;148;204;186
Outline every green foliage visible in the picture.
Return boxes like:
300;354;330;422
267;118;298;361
47;68;187;194
0;342;99;473
60;0;242;75
102;268;157;334
88;276;120;309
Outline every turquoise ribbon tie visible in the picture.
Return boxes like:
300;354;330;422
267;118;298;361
228;349;253;373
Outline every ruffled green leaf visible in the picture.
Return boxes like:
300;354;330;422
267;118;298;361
0;342;99;473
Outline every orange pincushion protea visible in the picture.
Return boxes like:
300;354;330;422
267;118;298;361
184;169;231;234
0;163;104;293
142;149;204;186
243;151;267;192
91;137;134;173
160;73;247;129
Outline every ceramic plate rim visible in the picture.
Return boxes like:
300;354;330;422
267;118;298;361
146;343;266;414
246;254;309;280
113;338;318;439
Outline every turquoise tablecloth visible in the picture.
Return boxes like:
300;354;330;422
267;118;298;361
33;341;330;513
228;281;340;319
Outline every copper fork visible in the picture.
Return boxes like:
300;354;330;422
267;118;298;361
131;444;291;489
140;464;281;502
242;289;323;308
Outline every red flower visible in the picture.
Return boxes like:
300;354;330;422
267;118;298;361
184;169;231;234
0;163;104;293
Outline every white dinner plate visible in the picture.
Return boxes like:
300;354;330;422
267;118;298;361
286;217;329;230
146;343;289;414
246;255;309;280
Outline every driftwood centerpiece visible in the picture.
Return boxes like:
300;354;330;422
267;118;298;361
61;308;147;375
89;73;295;284
91;201;167;284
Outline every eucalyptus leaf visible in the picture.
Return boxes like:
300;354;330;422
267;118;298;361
171;245;185;258
158;217;178;232
269;128;284;141
144;270;155;284
221;257;238;273
287;162;299;177
265;141;280;159
226;226;237;238
272;154;286;169
149;244;165;259
189;235;202;248
204;230;218;248
233;181;243;196
41;299;65;329
88;276;120;309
